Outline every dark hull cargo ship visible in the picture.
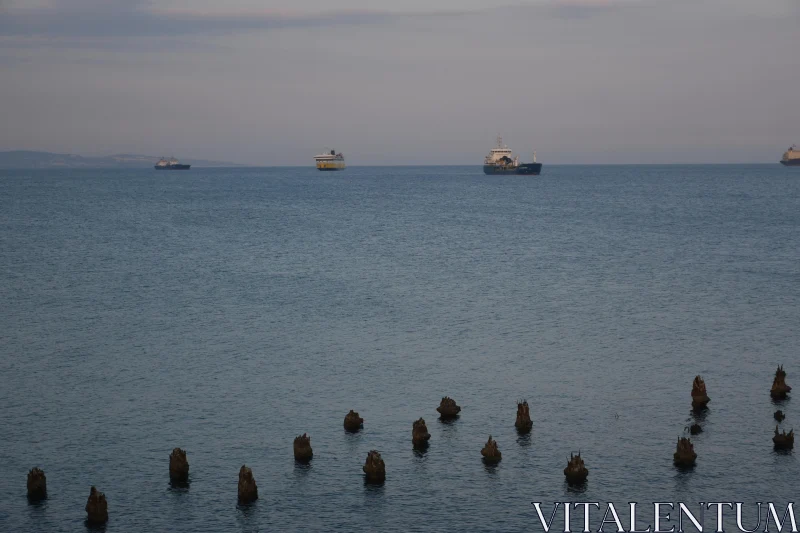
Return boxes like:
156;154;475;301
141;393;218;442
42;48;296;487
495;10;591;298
483;137;542;175
155;158;190;170
516;162;543;175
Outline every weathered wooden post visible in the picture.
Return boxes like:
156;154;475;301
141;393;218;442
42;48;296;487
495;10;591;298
169;448;189;483
26;468;47;501
294;434;313;462
85;486;108;525
344;410;364;432
237;465;258;503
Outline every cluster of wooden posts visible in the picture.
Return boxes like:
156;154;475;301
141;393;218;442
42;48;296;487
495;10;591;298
675;366;794;468
24;368;793;525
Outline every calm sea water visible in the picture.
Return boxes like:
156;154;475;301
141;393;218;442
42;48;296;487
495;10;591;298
1;165;798;532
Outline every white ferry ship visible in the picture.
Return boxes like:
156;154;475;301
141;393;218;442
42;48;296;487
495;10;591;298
314;149;346;171
780;145;800;166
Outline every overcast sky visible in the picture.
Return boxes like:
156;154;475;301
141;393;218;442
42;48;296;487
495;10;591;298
1;0;798;164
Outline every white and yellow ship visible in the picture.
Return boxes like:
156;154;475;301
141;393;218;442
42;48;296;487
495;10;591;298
314;149;346;171
780;145;800;166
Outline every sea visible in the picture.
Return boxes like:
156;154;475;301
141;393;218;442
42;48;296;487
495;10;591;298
0;165;798;532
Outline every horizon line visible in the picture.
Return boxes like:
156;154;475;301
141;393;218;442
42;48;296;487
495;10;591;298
1;163;787;169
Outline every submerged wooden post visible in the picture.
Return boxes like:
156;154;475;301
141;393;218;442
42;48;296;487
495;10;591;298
691;376;710;410
343;410;364;432
363;450;385;483
481;435;502;464
773;427;794;450
293;434;313;462
436;396;461;419
515;400;533;433
85;486;108;525
674;437;697;467
564;452;588;483
237;465;258;503
771;365;792;400
26;468;47;501
169;448;189;483
412;418;431;448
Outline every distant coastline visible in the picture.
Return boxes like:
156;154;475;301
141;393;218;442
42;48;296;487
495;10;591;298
0;151;242;169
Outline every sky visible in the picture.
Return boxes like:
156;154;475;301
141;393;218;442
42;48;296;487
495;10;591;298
1;0;798;164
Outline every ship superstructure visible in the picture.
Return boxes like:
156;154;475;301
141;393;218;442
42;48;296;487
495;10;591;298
483;136;519;172
781;145;800;166
155;157;190;170
314;149;346;171
482;136;542;175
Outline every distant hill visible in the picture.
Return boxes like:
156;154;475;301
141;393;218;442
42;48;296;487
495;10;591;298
0;151;243;169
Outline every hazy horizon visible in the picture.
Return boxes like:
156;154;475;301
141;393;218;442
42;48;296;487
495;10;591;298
2;0;799;165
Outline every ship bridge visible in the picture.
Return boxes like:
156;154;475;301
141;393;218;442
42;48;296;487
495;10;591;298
314;149;344;161
489;136;512;154
485;136;518;165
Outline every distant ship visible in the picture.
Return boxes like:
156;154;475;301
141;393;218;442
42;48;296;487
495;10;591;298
780;145;800;166
154;157;190;170
483;136;542;175
314;149;346;171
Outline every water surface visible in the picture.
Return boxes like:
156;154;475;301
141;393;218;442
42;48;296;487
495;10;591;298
1;165;798;532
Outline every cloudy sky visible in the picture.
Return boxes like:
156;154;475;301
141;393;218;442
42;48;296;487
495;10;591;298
1;0;798;164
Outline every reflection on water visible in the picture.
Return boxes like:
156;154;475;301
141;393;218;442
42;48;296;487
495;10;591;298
771;396;790;407
565;480;587;495
673;466;693;493
26;497;47;509
236;500;258;516
363;479;386;493
168;480;190;493
482;461;500;475
25;497;47;526
84;521;107;533
437;417;459;427
235;499;261;533
343;429;362;455
293;461;312;477
690;407;709;423
773;448;794;457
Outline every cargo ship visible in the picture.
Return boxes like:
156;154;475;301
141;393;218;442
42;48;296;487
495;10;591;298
314;149;346;171
483;136;542;175
154;157;190;170
780;145;800;166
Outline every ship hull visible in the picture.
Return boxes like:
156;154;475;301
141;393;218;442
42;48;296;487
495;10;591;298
780;160;800;166
317;167;346;171
483;165;516;175
516;163;543;175
315;162;346;171
483;164;542;175
155;164;191;170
